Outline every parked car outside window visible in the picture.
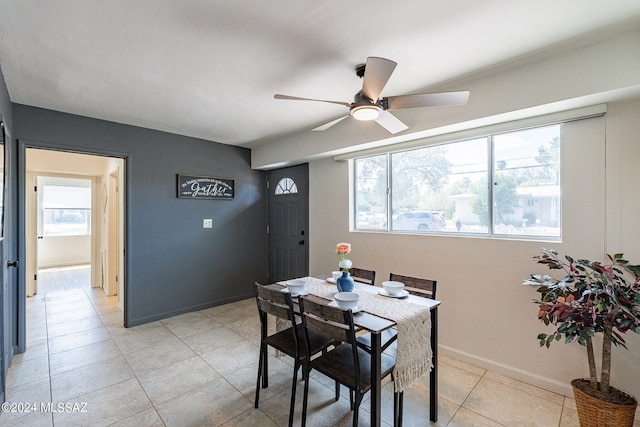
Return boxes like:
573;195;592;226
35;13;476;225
392;211;445;231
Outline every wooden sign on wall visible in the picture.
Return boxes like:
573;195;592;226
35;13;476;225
177;174;235;200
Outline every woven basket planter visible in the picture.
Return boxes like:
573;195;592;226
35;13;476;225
571;379;637;427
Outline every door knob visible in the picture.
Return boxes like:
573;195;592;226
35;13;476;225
298;240;305;245
37;236;44;240
7;261;19;268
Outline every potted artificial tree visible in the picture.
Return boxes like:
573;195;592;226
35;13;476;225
523;249;640;426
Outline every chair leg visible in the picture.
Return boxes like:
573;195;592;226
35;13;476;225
393;390;398;426
254;344;265;408
301;366;310;427
352;393;363;427
335;380;340;401
288;361;300;427
262;345;269;388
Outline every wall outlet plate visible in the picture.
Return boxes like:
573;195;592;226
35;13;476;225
203;219;213;228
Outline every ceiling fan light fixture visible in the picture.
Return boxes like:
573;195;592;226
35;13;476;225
351;105;381;121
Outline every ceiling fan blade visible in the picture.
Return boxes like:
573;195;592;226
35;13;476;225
361;57;397;101
274;94;350;107
384;91;470;110
374;111;408;134
311;115;349;131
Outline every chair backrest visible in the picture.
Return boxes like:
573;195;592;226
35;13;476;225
299;297;355;343
255;282;298;340
255;282;296;321
348;267;376;286
299;297;361;373
389;273;437;299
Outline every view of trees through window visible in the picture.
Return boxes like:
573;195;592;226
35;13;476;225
354;124;561;238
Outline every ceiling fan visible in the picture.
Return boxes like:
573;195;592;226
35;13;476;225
274;56;470;134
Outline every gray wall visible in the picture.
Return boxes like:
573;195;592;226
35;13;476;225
14;104;268;326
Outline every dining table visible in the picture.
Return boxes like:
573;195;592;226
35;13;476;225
267;276;441;427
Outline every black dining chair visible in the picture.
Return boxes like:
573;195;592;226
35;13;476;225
299;296;404;427
358;273;437;426
357;273;437;355
254;283;335;427
389;273;437;299
347;267;376;286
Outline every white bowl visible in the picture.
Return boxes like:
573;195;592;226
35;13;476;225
332;271;342;280
382;281;405;295
285;279;306;294
334;292;359;309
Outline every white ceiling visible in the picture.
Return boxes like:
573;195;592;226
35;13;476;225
1;1;640;148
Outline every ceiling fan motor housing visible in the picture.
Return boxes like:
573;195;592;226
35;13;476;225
350;91;382;120
353;90;375;106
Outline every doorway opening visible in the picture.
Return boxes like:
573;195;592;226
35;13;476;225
25;148;125;315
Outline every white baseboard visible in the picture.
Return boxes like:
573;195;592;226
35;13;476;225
38;260;91;269
439;345;574;397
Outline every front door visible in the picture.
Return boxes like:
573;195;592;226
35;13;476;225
267;164;309;283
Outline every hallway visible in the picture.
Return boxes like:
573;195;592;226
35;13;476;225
36;265;92;294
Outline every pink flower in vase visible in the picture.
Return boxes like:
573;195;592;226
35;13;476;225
335;242;352;272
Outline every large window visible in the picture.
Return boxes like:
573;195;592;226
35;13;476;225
354;124;561;239
43;181;92;236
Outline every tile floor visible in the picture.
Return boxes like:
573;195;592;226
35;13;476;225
1;285;638;426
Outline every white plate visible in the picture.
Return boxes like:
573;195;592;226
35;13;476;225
378;289;409;298
328;301;364;313
326;278;336;284
280;288;310;297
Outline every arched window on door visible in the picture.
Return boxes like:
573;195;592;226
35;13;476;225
274;177;298;195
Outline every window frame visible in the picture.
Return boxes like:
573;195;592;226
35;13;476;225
352;123;562;241
41;180;93;237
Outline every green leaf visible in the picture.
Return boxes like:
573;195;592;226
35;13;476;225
537;333;547;340
635;326;640;334
627;264;640;277
565;335;575;344
546;335;554;348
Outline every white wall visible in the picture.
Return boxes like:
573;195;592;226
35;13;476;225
308;99;640;405
37;235;91;267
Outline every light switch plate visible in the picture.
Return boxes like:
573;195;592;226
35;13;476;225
203;219;213;228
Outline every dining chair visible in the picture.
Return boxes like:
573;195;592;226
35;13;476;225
254;283;335;427
357;273;437;356
299;296;403;427
347;267;376;286
389;273;437;299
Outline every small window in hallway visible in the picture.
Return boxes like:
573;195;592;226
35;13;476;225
43;179;92;236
